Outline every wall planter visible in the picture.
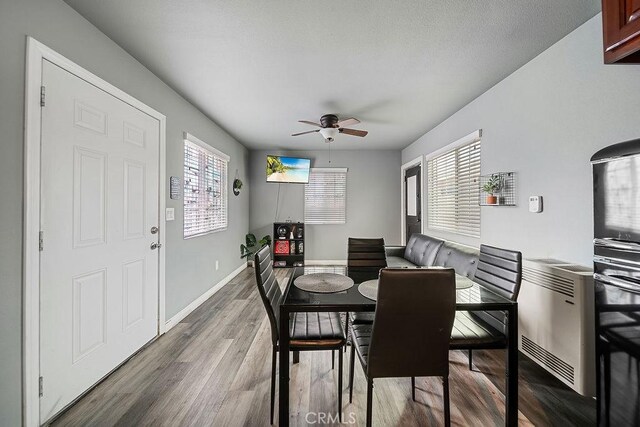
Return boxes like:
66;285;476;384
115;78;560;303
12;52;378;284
479;172;516;206
233;178;243;196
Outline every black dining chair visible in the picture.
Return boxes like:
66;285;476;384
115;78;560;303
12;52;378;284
346;238;387;342
450;244;522;371
254;246;347;425
347;237;387;280
348;268;457;427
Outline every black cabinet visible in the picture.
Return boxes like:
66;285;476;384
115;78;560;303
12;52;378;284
273;222;304;267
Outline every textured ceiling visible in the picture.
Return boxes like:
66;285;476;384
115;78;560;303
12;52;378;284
65;0;600;150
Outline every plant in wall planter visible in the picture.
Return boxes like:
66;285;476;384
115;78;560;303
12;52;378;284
240;233;272;265
233;178;243;196
482;174;503;205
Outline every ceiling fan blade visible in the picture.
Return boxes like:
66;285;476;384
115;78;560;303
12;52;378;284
337;117;360;127
291;129;320;137
339;128;368;137
298;120;322;127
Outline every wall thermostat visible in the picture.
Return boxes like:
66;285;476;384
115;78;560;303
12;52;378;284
529;196;543;213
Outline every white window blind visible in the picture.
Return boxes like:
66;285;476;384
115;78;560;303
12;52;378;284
427;138;481;237
304;168;347;225
183;133;229;238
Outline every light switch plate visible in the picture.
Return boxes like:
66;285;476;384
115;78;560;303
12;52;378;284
166;208;175;221
529;196;542;213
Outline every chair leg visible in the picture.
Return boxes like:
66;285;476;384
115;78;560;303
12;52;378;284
349;342;356;403
443;375;451;427
411;377;416;401
293;350;299;364
604;344;611;425
332;350;335;370
468;349;473;371
366;378;374;427
338;348;343;420
270;346;277;425
344;313;350;352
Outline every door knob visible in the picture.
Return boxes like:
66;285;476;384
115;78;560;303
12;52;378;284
151;226;159;234
150;242;162;250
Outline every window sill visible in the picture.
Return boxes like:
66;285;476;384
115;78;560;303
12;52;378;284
184;227;228;239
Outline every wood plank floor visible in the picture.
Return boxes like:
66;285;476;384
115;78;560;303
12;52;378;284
51;267;595;426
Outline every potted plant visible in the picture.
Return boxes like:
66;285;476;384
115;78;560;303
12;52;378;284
240;233;272;265
482;174;502;205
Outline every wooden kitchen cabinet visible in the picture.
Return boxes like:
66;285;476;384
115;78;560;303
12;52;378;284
602;0;640;63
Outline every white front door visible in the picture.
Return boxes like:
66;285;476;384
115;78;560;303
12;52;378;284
39;60;160;422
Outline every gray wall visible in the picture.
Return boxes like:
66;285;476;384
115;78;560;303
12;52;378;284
0;0;248;424
403;14;640;266
249;150;401;260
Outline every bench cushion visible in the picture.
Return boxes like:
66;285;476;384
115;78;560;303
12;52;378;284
433;241;479;279
386;256;419;268
384;246;406;258
403;234;445;266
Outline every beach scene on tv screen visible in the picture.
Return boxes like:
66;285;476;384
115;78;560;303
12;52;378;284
266;156;310;183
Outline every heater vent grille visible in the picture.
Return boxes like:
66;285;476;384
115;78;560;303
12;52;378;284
522;335;575;384
523;266;575;297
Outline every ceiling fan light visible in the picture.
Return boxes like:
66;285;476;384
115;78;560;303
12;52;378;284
319;128;338;140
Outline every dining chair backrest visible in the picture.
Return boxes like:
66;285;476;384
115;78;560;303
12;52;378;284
471;244;522;331
367;268;456;379
347;238;387;269
254;245;284;345
348;238;387;282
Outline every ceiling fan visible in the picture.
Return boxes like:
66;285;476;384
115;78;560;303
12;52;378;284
291;114;368;142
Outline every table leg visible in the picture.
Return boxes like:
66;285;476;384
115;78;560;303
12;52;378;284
506;305;518;426
279;308;290;427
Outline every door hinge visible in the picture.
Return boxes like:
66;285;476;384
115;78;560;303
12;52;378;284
39;231;44;251
39;376;43;397
40;86;45;107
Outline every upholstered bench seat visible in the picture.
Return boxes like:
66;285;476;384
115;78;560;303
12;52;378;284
384;235;479;279
353;311;506;352
385;256;419;268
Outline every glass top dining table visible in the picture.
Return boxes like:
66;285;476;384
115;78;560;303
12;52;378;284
277;266;519;426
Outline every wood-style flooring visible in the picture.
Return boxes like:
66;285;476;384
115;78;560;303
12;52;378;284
51;267;595;426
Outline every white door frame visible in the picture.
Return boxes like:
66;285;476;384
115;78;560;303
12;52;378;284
23;37;167;427
400;156;424;245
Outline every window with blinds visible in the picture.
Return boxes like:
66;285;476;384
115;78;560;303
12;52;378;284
427;138;481;237
183;133;229;238
304;168;347;225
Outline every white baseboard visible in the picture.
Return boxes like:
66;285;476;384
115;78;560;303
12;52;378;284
305;260;347;266
164;263;247;331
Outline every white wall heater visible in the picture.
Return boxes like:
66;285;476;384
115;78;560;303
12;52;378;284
518;258;595;396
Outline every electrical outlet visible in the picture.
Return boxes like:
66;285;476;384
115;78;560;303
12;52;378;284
215;260;219;271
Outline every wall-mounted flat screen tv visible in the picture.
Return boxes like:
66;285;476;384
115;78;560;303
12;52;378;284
266;155;311;184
